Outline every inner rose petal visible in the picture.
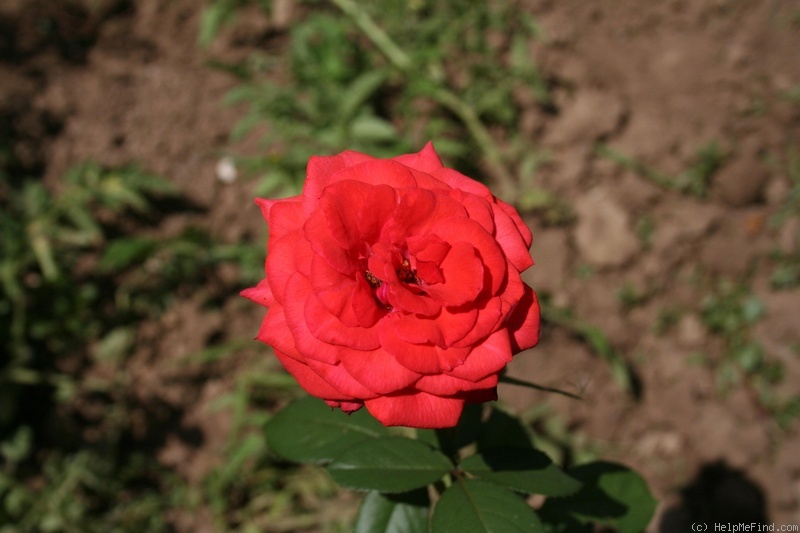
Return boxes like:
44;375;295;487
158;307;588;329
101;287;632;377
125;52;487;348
423;241;484;306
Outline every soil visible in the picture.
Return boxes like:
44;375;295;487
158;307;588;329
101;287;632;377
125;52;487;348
2;0;799;530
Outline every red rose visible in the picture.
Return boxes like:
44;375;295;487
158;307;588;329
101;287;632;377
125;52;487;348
242;143;540;428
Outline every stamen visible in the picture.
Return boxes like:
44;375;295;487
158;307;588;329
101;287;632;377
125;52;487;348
365;270;382;288
397;259;421;284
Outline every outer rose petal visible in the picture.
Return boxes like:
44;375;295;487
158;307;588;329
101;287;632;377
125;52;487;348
505;283;541;354
339;348;421;395
415;371;498;396
325;400;363;413
257;198;304;240
447;329;513;382
391;141;443;174
365;392;465;428
491;202;535;272
273;349;354;402
304;151;375;215
240;278;274;307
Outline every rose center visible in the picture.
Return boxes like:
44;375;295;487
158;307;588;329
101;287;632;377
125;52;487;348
364;259;422;289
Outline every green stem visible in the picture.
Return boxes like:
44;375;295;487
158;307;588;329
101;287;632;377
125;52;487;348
498;374;582;400
328;0;517;201
328;0;412;72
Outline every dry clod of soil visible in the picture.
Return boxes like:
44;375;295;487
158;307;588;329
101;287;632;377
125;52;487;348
712;151;769;207
574;185;640;268
544;89;625;147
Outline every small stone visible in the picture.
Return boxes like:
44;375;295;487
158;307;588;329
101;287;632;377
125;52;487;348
215;156;237;184
574;186;640;268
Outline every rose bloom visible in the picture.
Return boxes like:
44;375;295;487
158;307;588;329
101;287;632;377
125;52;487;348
242;143;540;428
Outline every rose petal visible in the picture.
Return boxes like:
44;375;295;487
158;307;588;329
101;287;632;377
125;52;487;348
305;210;357;276
304;358;378;399
447;329;513;382
393;314;446;348
415;372;498;396
505;283;541;353
495;197;533;248
257;198;304;240
448;189;495;234
388;188;466;242
328;159;417;190
256;305;302;362
437;306;479;347
304;292;380;350
391;142;444;174
407;234;450;263
273;349;354;401
365;391;465;428
325;400;364;413
320;180;395;251
378;316;441;374
266;230;312;301
432;167;492;198
240;278;274;308
451;296;504;348
282;274;341;365
424;241;484;306
431;217;508;295
491;202;534;272
340;348;421;395
304;151;376;215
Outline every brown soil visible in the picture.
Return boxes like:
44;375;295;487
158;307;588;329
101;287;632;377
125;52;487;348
2;0;799;530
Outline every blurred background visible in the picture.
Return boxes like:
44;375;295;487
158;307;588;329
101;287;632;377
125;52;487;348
1;0;798;531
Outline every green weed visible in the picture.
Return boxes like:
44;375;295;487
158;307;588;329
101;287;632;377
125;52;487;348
596;140;726;198
701;280;799;429
0;159;268;530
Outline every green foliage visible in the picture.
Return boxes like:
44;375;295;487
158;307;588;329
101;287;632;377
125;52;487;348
459;448;581;497
266;396;389;464
198;0;272;48
328;438;452;493
702;280;800;429
207;0;558;205
221;10;409;198
596;141;726;197
354;489;428;533
768;145;800;289
0;160;267;530
539;461;657;533
265;397;657;533
431;479;544;533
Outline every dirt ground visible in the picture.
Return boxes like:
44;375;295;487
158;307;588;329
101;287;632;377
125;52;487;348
2;0;799;530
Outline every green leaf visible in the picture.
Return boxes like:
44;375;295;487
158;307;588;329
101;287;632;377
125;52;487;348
98;237;157;272
339;70;390;124
431;479;544;533
460;447;581;497
198;1;236;48
354;489;429;533
349;115;398;143
539;461;657;533
265;396;388;464
327;437;452;493
478;407;532;450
